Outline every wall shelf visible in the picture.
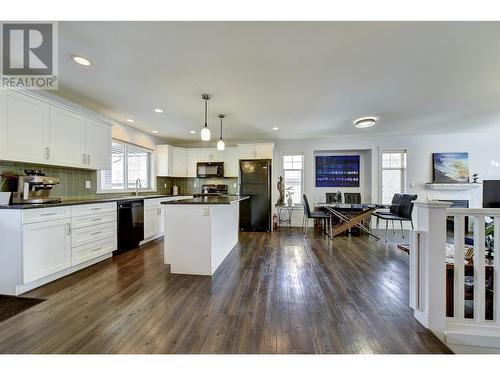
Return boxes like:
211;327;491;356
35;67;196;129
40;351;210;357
425;183;481;191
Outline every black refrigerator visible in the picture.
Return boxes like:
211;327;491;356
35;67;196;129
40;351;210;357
239;159;272;232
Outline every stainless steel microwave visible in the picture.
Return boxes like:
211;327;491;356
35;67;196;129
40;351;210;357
197;162;224;178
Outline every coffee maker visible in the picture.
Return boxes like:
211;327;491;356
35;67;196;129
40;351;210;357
12;170;62;204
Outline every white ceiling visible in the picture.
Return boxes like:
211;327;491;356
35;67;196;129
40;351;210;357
54;21;500;145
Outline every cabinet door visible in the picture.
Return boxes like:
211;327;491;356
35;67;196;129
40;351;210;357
85;118;111;170
187;150;198;177
49;106;86;167
212;149;225;162
197;150;211;162
238;146;256;160
172;148;187;177
156;145;172;176
224;148;240;177
144;206;160;238
0;91;50;163
255;145;273;159
23;218;71;283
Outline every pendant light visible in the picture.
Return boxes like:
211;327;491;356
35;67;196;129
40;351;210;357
200;94;211;141
217;114;226;151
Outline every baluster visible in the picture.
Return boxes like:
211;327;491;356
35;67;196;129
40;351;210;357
473;215;486;322
494;217;500;323
454;215;465;320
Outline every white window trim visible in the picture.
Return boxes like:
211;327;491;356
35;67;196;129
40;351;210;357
97;139;157;194
282;152;304;207
379;149;407;204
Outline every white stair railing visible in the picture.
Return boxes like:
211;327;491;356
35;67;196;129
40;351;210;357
410;201;500;351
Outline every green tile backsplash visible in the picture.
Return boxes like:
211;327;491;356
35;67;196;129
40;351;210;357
0;161;238;200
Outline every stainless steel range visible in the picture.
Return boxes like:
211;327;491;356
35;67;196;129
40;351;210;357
193;184;228;197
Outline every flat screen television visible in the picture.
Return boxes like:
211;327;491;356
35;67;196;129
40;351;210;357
315;155;360;187
483;180;500;208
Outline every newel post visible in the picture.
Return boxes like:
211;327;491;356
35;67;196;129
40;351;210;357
410;200;452;340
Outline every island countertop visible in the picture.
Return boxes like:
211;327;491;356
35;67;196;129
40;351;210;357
161;195;249;205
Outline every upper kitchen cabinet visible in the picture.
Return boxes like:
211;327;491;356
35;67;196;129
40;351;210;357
224;147;240;177
197;149;225;162
187;150;198;177
172;148;188;177
49;106;86;168
84;118;111;170
0;90;50;164
0;89;112;170
156;145;172;176
236;144;274;160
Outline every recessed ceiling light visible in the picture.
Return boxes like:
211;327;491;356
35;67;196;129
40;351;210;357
125;118;134;123
272;127;279;131
354;117;376;128
154;108;164;113
190;130;196;134
151;130;159;134
72;55;92;66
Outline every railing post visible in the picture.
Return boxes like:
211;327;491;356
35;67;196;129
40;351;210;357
410;200;452;341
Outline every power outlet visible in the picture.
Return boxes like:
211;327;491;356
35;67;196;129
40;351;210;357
194;182;197;188
85;180;91;189
233;183;237;188
164;183;167;188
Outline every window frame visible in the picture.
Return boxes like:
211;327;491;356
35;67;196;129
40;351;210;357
379;149;407;204
282;152;304;206
97;139;156;194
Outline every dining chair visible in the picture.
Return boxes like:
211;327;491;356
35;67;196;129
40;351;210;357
372;193;417;241
344;192;361;204
302;194;331;237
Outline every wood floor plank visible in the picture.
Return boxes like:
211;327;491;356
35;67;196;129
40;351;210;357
0;228;451;354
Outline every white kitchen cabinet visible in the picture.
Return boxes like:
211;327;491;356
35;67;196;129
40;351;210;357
22;218;71;284
0;90;50;163
212;149;225;162
172;147;188;177
224;147;240;177
156;145;172;176
144;198;165;239
236;146;255;160
255;144;274;159
196;149;212;162
187;150;198;177
85;118;111;170
49;106;86;168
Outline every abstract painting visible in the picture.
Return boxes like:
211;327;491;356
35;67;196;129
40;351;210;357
432;152;470;183
315;155;360;187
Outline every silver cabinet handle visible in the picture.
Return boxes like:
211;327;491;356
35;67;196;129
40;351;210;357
82;153;86;164
67;223;71;236
40;212;57;216
91;217;102;221
45;147;50;160
91;246;103;252
86;154;91;165
91;231;102;236
90;207;102;211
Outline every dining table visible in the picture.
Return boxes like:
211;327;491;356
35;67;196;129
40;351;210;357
315;203;382;239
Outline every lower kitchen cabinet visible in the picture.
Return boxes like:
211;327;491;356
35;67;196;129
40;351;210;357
144;198;164;239
22;218;72;284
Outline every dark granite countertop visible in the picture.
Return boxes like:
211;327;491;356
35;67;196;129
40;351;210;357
161;195;250;205
0;195;193;210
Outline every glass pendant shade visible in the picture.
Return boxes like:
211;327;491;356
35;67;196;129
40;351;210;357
201;126;211;141
217;139;225;151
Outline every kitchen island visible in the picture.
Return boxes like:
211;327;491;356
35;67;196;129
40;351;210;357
161;196;249;275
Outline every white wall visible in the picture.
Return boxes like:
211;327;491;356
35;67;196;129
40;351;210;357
272;131;500;227
111;122;160;150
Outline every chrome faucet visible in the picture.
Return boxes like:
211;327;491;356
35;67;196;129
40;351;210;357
135;178;142;196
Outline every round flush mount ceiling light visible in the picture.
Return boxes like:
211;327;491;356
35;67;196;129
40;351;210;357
151;130;159;134
125;118;134;123
272;127;279;131
72;55;92;66
354;117;376;128
154;108;164;113
190;130;196;134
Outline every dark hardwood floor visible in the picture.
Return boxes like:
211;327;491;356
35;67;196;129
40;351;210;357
0;228;451;354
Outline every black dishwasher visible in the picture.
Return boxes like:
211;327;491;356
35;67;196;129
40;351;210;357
116;200;144;254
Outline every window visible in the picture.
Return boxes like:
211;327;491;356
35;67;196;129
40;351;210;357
99;141;153;192
381;150;407;204
283;154;303;204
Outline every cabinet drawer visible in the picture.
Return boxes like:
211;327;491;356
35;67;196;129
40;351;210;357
71;202;116;217
22;206;70;224
71;221;117;247
71;211;116;229
71;236;116;266
144;198;164;207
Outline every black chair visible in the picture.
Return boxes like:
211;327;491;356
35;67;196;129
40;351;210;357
302;194;331;236
344;192;361;204
326;192;341;204
373;193;417;241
